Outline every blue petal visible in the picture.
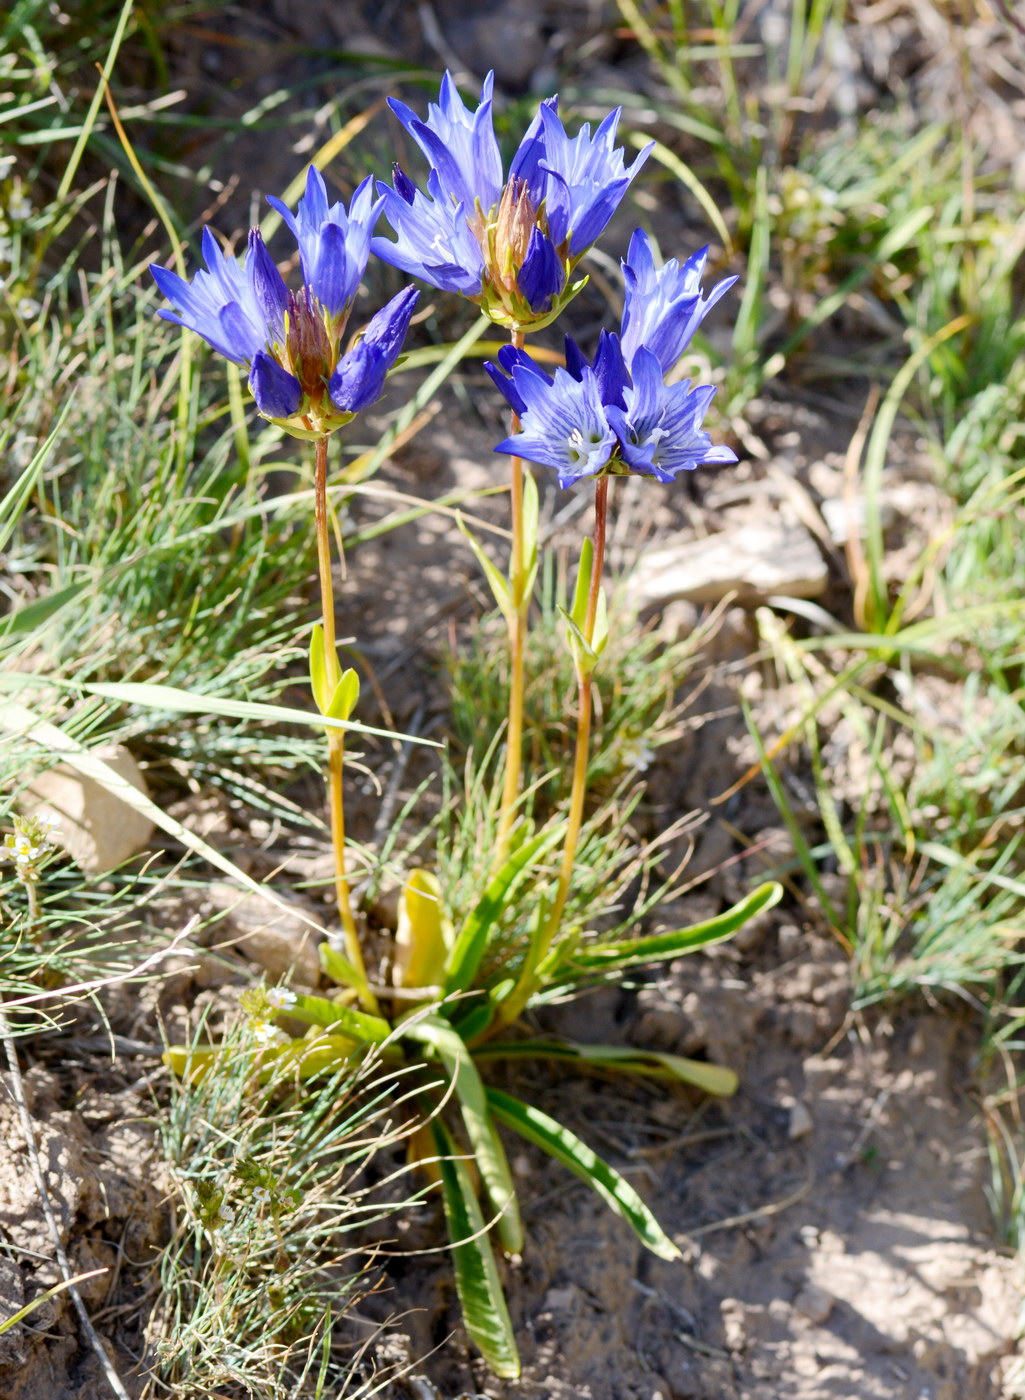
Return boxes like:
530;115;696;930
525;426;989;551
563;336;589;382
327;287;418;414
392;164;417;205
328;340;386;414
249;352;302;418
518;227;564;313
485;361;526;416
311;221;355;317
591;330;629;409
246;230;288;341
359;285;419;362
216;302;263;363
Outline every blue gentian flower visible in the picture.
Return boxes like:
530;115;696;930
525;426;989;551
493;364;618;489
372;72;652;332
620;228;738;373
605;348;737;483
151;171;418;438
486;230;738;486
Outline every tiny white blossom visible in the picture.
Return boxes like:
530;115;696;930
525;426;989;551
8;197;31;222
252;1186;272;1206
216;1200;235;1224
18;297;40;319
251;1020;287;1047
265;986;297;1010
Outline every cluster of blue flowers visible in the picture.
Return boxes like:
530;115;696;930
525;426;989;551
371;71;650;330
486;230;738;486
151;71;736;480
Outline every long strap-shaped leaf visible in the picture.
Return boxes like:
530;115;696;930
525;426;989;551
567;881;782;974
444;826;561;993
429;1115;521;1380
403;1015;523;1253
284;993;392;1045
486;1087;681;1262
475;1039;737;1098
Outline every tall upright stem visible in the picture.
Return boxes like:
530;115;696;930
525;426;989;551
542;474;609;949
492;476;609;1034
314;435;377;1013
495;327;527;860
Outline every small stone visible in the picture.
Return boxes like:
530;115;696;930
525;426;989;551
24;744;155;873
628;515;828;610
204;881;323;984
794;1283;835;1324
788;1099;814;1140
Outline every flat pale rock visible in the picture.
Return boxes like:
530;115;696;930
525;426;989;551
25;744;154;873
629;517;828;609
204;880;323;984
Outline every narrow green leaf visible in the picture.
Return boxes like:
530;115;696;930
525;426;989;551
319;944;369;995
326;668;360;722
519;468;540;606
76;679;437;745
0;581;91;642
570;538;594;629
557;605;597;676
592;581;609;657
404;1016;522;1252
475;1039;738;1097
309;624;336;715
430;1116;520;1379
571;882;783;972
0;395;76;554
444;826;561;993
288;993;391;1044
487;1087;681;1261
457;513;514;621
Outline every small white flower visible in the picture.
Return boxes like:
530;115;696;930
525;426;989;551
216;1200;235;1225
265;986;297;1010
8;197;30;222
41;813;61;831
251;1020;287;1047
252;1186;272;1206
18;297;40;319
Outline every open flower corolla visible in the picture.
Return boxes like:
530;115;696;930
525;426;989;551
486;231;738;487
151;168;419;439
372;72;652;332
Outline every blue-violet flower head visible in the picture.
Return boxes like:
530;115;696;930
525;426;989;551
372;72;652;332
151;173;418;438
486;232;738;487
620;227;738;374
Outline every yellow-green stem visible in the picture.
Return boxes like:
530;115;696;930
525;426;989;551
495;328;528;861
494;475;609;1031
314;434;377;1013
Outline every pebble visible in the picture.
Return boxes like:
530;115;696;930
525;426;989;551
24;744;154;873
627;515;828;610
794;1283;835;1324
788;1099;815;1140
